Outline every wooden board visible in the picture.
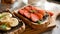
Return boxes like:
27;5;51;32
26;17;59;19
22;23;56;34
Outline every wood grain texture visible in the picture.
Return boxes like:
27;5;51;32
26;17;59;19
22;23;56;34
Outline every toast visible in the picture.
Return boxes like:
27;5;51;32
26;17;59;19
13;5;54;30
0;10;25;34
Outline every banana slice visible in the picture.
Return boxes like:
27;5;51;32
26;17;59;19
9;18;19;27
2;12;12;17
0;12;12;23
0;16;10;23
6;27;11;30
0;13;19;27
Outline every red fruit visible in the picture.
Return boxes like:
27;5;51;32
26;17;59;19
24;9;28;12
18;9;24;15
37;14;43;20
38;10;45;15
31;6;37;10
24;11;30;18
24;7;31;11
34;12;43;20
31;13;39;22
48;12;54;16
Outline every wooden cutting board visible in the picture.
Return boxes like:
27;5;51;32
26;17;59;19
22;22;56;34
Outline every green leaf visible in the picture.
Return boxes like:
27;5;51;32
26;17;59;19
0;24;6;29
37;20;42;24
30;10;36;13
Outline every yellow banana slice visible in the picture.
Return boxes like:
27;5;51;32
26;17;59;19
0;16;10;23
0;12;12;23
2;12;12;17
9;18;19;27
6;27;11;30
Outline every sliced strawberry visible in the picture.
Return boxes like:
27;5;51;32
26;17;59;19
34;12;43;20
31;13;39;22
38;10;45;15
24;7;31;11
31;6;37;10
37;14;43;20
24;10;30;18
18;9;24;15
48;12;54;16
38;14;43;20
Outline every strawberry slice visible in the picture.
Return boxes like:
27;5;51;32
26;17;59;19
48;12;54;16
18;9;24;15
24;10;30;18
38;10;45;16
37;14;43;20
31;6;37;10
34;12;43;20
31;13;39;22
24;7;31;11
38;14;43;20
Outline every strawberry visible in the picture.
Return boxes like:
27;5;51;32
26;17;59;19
37;13;43;20
31;6;37;10
24;7;31;11
34;12;43;20
31;13;39;22
48;12;54;16
18;9;24;15
38;10;45;16
24;10;30;18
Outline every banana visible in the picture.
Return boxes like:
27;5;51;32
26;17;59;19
0;16;10;23
8;18;19;27
0;17;19;27
0;12;12;23
6;27;11;30
2;12;12;17
0;13;19;30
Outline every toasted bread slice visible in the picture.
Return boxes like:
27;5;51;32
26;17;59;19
13;5;54;30
0;10;25;34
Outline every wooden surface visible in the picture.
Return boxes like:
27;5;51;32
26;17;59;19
22;23;56;34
